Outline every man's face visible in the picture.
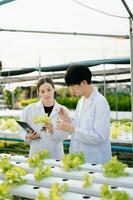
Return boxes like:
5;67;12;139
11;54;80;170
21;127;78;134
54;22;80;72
69;84;82;96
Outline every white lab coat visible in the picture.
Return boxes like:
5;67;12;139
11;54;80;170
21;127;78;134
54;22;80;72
20;100;69;159
70;89;112;164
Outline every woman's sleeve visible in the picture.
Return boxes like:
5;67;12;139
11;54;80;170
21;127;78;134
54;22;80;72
19;107;31;144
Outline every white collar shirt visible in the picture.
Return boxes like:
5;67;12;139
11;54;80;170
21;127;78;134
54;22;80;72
70;89;112;164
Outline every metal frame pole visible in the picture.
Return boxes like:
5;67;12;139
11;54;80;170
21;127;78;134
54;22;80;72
103;64;106;97
115;64;118;121
129;18;133;148
121;0;133;161
0;28;129;39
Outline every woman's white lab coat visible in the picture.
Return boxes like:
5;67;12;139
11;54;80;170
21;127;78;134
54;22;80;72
70;89;112;164
20;100;69;159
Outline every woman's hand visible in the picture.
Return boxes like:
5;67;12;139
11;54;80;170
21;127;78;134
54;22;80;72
58;108;71;123
45;122;54;134
26;130;40;140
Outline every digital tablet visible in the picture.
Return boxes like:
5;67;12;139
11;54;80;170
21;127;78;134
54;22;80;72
16;121;34;133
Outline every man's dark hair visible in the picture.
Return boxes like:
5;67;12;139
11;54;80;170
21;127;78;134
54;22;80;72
65;65;92;86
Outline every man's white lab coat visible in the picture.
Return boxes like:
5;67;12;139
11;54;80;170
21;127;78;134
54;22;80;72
70;89;112;164
20;100;68;159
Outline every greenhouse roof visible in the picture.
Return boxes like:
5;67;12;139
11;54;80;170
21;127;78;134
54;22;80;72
0;57;131;84
0;0;133;70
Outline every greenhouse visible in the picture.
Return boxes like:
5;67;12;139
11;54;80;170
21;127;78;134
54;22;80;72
0;0;133;199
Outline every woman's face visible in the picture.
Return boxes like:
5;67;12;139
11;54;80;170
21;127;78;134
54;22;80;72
38;82;55;102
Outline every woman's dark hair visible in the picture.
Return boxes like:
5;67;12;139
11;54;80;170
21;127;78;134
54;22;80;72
37;77;55;91
65;65;92;86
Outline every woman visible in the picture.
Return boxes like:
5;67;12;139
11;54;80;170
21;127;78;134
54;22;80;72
20;78;69;159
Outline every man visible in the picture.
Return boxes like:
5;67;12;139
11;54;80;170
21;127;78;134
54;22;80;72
57;65;112;164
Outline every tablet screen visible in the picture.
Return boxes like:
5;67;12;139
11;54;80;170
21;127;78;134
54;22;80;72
16;121;34;133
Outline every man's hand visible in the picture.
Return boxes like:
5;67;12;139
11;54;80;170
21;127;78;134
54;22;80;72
56;120;74;133
58;108;71;123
